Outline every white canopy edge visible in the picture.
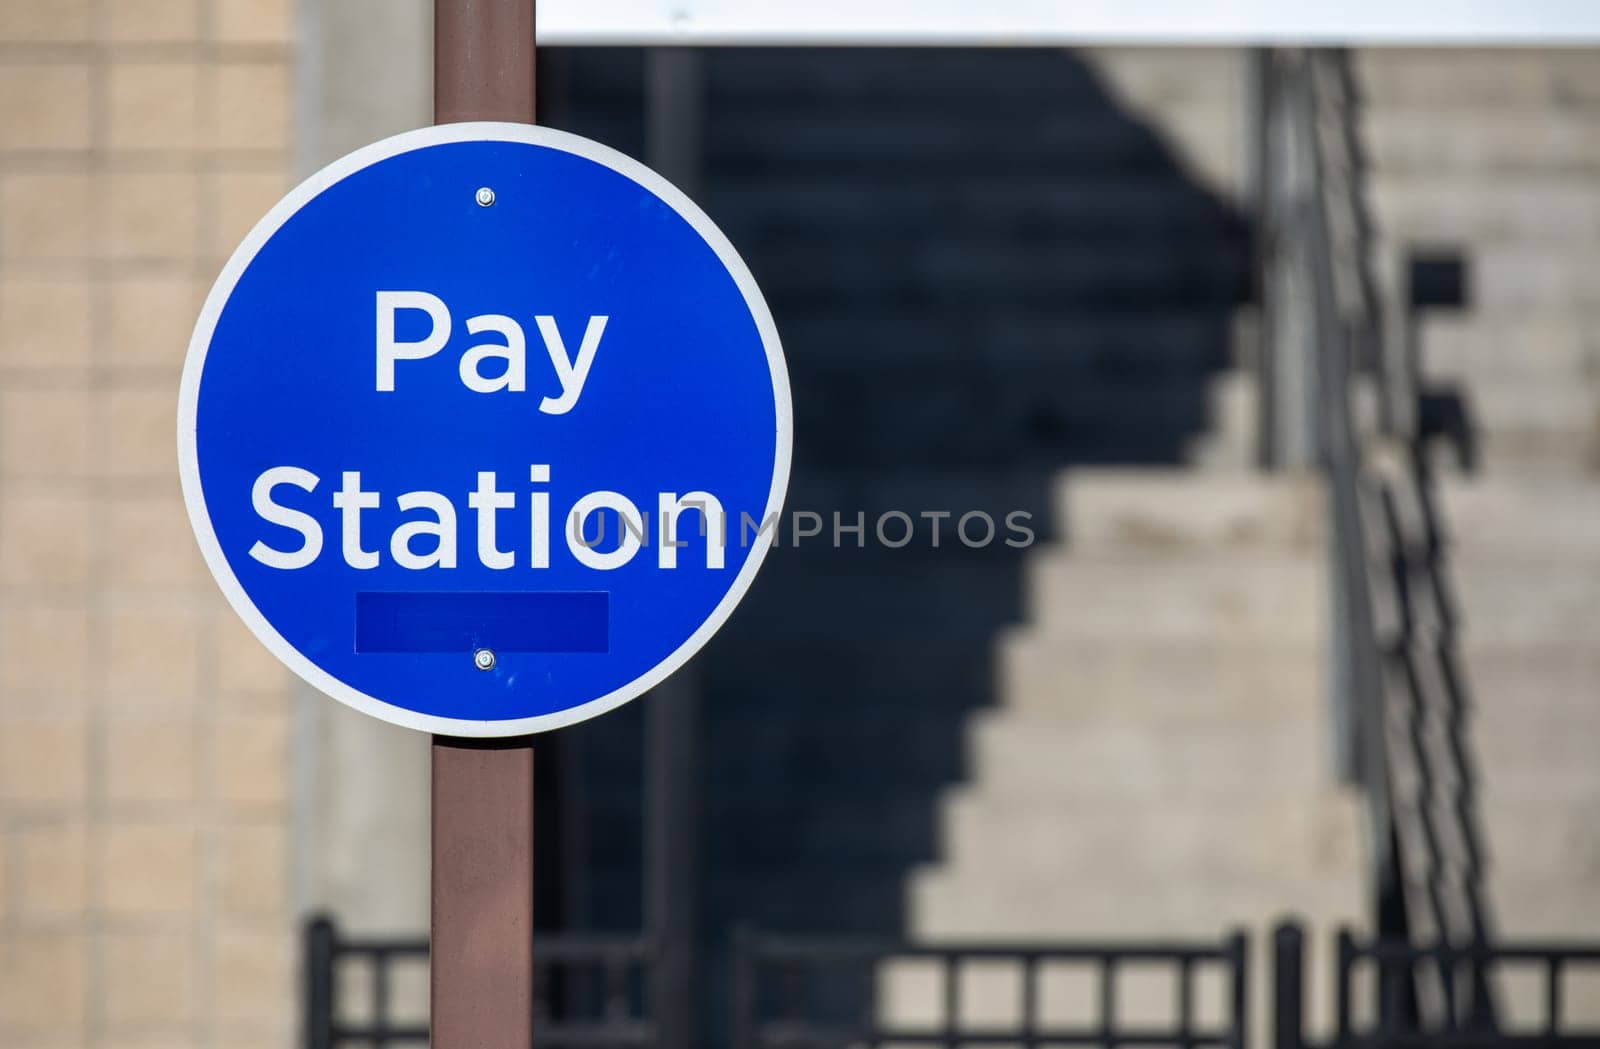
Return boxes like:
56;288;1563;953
535;0;1600;46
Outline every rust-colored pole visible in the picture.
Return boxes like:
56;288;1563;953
432;738;535;1047
431;3;537;1047
435;0;537;124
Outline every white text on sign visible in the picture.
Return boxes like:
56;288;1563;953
375;290;607;414
248;467;728;572
242;294;732;573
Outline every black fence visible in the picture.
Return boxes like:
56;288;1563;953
730;929;1249;1048
303;915;654;1048
304;917;1600;1049
1275;922;1600;1049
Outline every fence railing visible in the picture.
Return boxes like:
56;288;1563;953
303;915;654;1048
729;929;1249;1049
1275;921;1600;1049
304;917;1600;1049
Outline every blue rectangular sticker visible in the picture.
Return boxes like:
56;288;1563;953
355;592;609;654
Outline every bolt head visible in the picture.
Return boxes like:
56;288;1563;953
474;186;496;208
472;648;496;671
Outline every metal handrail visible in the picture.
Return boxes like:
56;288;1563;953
1262;46;1500;1032
1261;42;1396;936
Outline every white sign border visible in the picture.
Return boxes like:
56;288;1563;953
178;121;793;738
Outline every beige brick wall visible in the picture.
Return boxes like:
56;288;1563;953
0;2;297;1046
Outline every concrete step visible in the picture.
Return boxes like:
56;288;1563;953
707;794;942;864
1053;469;1324;553
709;177;1245;241
781;469;1059;541
1494;881;1600;942
1463;644;1600;720
1450;562;1600;644
1371;175;1600;245
963;714;1336;800
1187;432;1253;471
706;634;1000;706
1485;880;1600;944
755;241;1246;306
1427;431;1600;479
1431;373;1600;440
791;374;1247;470
777;307;1237;373
911;869;1363;939
1364;109;1600;173
787;348;1235;398
938;793;1364;883
1418;312;1600;383
1049;466;1324;550
705;108;1226;176
781;467;1324;555
1022;550;1324;643
709;712;969;794
1356;49;1600;106
1477;734;1600;805
712;46;1245;113
706;869;915;934
1461;245;1600;310
706;47;1233;107
1480;800;1600;879
1438;478;1600;559
726;547;1026;639
997;635;1320;723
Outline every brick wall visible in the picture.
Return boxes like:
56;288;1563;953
0;2;297;1046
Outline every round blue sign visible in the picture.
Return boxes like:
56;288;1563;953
179;123;791;736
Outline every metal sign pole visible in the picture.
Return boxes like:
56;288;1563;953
435;0;537;124
431;3;538;1047
432;739;536;1046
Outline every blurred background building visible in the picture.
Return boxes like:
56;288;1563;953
0;3;1597;1048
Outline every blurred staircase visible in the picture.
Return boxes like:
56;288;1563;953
691;46;1279;957
910;472;1360;937
549;46;1370;1044
855;45;1372;948
1359;48;1600;1022
901;471;1366;1035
